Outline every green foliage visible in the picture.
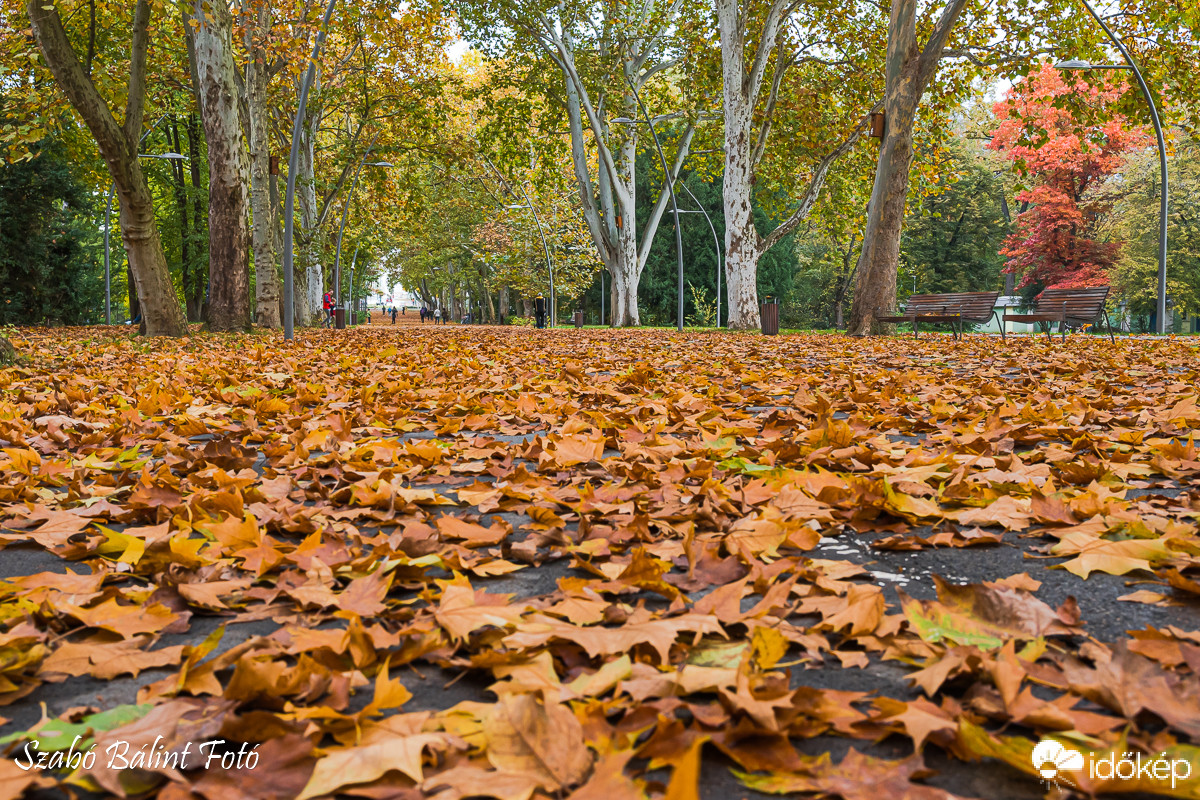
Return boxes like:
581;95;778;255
899;141;1011;297
632;157;724;327
786;234;859;330
1106;139;1200;324
628;152;798;327
0;139;104;325
686;284;717;328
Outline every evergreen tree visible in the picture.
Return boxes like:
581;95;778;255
0;140;104;325
900;143;1010;296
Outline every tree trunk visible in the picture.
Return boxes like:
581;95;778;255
722;168;761;330
846;100;916;335
717;0;762;331
190;0;251;332
610;189;642;326
550;34;688;328
186;114;207;321
846;0;968;335
243;0;281;329
28;0;186;336
269;152;285;272
0;336;16;366
296;104;321;326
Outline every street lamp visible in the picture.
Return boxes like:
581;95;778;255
348;243;360;324
104;150;187;325
1057;0;1168;333
675;179;722;328
613;90;684;332
505;191;556;328
333;150;393;327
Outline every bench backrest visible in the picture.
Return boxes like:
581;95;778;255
905;291;1000;321
1035;286;1110;320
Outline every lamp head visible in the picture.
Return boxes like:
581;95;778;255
1055;58;1092;70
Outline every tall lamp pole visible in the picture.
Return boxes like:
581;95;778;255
333;151;393;319
283;0;338;341
614;86;684;332
506;185;556;328
1057;0;1167;334
104;185;114;325
676;180;722;328
348;243;360;322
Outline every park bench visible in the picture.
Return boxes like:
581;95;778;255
876;291;1002;340
1002;286;1115;343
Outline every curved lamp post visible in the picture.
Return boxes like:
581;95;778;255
676;180;722;328
348;243;360;323
613;88;684;332
1057;0;1167;333
334;153;393;320
283;0;338;341
506;187;556;328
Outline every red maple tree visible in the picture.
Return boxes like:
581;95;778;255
987;63;1147;290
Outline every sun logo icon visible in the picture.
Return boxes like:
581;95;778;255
1032;739;1084;787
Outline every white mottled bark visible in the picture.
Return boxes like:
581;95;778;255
243;0;281;328
716;0;873;331
717;0;766;330
543;12;690;326
296;111;320;326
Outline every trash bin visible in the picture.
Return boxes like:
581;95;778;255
350;310;358;326
535;296;547;329
761;297;779;336
573;311;583;328
334;308;346;329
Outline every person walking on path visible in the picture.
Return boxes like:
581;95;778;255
390;306;398;324
434;307;442;325
322;291;335;327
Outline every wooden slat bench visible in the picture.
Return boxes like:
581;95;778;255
1002;286;1115;343
876;291;1002;340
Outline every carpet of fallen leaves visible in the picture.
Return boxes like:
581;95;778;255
0;323;1198;800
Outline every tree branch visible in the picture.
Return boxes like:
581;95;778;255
915;0;969;88
27;0;129;159
123;0;151;143
636;121;696;267
759;101;879;254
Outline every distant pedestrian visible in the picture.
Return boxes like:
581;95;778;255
434;307;442;324
390;306;397;324
420;306;427;323
322;291;335;326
